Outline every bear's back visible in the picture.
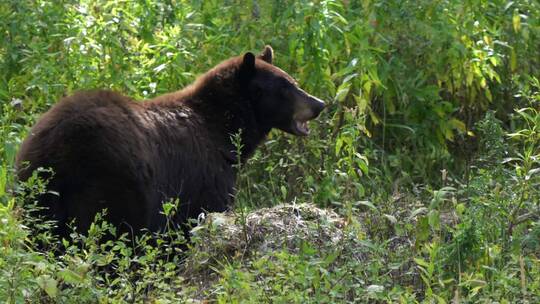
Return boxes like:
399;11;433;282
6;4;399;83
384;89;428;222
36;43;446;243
17;91;151;181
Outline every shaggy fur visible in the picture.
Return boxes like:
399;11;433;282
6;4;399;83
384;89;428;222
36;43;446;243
16;47;325;239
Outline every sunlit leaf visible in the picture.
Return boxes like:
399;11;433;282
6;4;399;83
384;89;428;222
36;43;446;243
36;275;58;298
384;214;397;224
485;89;493;102
513;9;521;32
414;257;430;268
335;82;351;103
410;207;428;219
366;284;384;293
58;269;84;284
357;200;378;212
449;119;466;133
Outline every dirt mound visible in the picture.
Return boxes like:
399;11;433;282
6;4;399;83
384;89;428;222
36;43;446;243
191;203;346;256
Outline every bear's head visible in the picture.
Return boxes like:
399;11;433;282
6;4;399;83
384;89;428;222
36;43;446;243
239;46;325;136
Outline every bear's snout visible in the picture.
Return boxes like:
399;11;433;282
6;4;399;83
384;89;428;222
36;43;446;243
307;94;325;118
293;89;325;121
285;89;325;136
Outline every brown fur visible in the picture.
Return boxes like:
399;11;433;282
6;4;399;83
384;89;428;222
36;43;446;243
16;47;325;239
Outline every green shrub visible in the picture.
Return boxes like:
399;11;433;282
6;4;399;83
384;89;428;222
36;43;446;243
1;0;539;302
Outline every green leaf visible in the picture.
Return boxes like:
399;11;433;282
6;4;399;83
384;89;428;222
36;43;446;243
323;250;340;266
414;257;430;268
485;88;493;102
363;80;372;96
354;152;369;175
357;200;378;212
442;123;454;141
428;210;440;231
449;119;466;133
384;123;416;134
335;137;344;156
58;269;84;284
510;49;517;72
409;207;428;219
342;73;358;84
366;284;384;294
384;214;397;224
354;94;368;112
153;63;168;73
513;9;521;32
456;203;466;216
280;185;287;199
416;216;430;242
36;275;58;298
526;167;540;180
335;82;351;103
0;166;6;197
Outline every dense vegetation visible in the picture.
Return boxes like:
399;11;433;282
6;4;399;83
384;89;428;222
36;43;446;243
1;0;539;302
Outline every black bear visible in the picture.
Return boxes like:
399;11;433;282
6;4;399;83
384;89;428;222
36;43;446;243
16;46;325;239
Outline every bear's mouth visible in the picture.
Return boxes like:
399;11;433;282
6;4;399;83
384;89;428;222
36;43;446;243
282;89;325;137
292;119;310;136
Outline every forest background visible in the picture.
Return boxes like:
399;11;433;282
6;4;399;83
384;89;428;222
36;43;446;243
0;0;539;302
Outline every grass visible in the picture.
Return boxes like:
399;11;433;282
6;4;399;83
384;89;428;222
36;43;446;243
1;0;539;302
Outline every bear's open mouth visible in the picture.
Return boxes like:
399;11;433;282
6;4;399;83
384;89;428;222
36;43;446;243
293;120;310;136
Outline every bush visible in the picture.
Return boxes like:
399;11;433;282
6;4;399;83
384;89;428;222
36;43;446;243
1;0;539;302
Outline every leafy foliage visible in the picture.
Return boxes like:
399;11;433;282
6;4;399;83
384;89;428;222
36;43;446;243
1;0;539;302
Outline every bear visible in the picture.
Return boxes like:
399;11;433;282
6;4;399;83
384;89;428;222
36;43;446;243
16;46;325;241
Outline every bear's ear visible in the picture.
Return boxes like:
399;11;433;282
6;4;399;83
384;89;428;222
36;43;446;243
258;45;273;64
239;52;256;79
